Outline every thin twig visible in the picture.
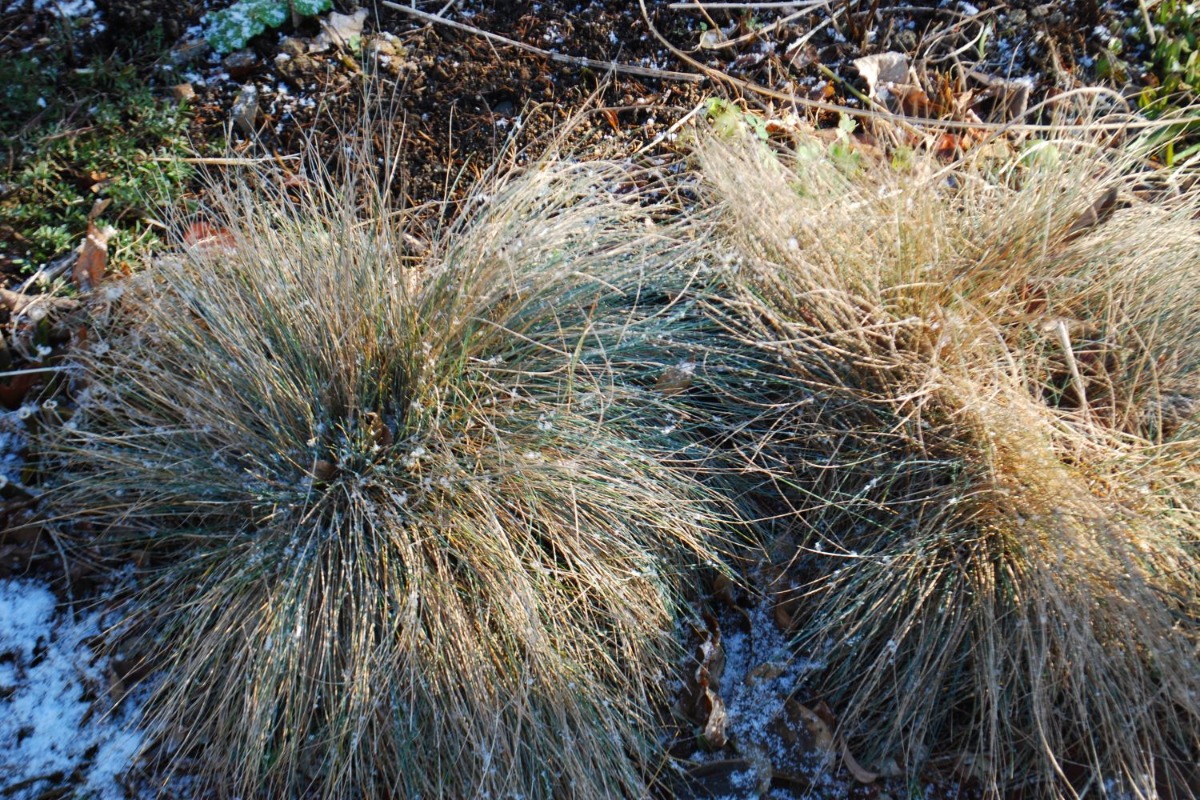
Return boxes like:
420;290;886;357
16;251;75;294
668;1;828;8
634;100;712;153
1056;318;1094;428
0;287;80;316
0;366;70;377
699;6;826;51
142;155;302;164
380;1;705;83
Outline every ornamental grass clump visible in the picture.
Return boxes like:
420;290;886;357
694;130;1200;796
41;148;730;798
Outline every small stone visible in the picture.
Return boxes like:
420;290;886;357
222;49;259;80
169;38;210;65
231;84;260;137
277;53;316;82
279;36;306;57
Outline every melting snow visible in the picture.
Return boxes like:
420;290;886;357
0;579;144;799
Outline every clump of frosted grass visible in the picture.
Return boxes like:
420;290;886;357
40;142;731;798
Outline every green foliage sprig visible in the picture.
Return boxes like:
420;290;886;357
204;0;332;54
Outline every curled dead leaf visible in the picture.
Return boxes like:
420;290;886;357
701;687;728;750
656;360;696;396
853;52;910;100
364;411;394;448
682;613;730;750
772;591;803;633
74;220;112;292
792;700;834;751
841;739;878;784
1064;187;1121;241
769;698;833;757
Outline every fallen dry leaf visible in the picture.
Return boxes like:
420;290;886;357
682;613;729;750
0;372;36;408
74;220;110;292
701;687;728;749
853;52;910;100
841;739;879;783
674;758;769;799
656;360;696;396
896;85;936;118
934;131;966;160
792;700;834;751
969;71;1033;123
182;221;237;252
316;8;368;51
1064;187;1121;241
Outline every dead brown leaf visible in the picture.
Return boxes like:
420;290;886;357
182;221;237;252
74;220;110;292
1064;187;1121;242
841;739;879;784
853;52;910;100
682;613;730;750
656;360;695;396
0;372;36;409
701;687;728;749
674;758;769;799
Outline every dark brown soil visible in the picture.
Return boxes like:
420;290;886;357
5;0;1147;216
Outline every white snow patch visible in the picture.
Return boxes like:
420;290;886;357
0;579;145;799
17;0;96;14
0;409;29;487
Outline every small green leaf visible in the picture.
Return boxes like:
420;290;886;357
203;0;334;54
204;5;267;54
292;0;333;17
837;113;857;138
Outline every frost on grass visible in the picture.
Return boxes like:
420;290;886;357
0;579;144;799
694;127;1200;795
40;146;732;798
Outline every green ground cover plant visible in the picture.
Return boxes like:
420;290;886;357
204;0;333;54
0;42;192;272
